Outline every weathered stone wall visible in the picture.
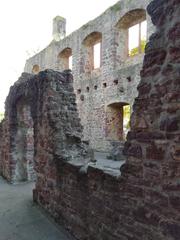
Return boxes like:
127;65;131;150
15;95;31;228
24;0;155;151
0;73;37;182
32;0;180;239
0;70;91;183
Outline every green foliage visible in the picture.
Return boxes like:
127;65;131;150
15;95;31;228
0;113;4;122
141;39;146;52
123;105;131;129
129;40;146;57
123;105;130;119
123;105;131;140
125;119;130;129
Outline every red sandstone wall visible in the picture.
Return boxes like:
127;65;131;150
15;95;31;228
33;0;180;239
0;119;13;181
0;73;36;182
0;70;90;183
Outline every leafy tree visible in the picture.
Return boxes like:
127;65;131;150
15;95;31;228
129;40;146;57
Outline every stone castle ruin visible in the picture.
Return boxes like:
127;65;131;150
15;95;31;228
0;0;180;239
0;70;92;183
24;0;155;152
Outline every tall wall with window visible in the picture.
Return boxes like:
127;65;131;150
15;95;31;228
24;0;155;152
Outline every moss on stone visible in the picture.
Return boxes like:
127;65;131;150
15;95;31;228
110;3;121;12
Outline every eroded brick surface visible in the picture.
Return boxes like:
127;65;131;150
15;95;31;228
0;70;91;183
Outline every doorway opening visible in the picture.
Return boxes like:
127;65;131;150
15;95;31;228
13;103;35;182
106;102;130;141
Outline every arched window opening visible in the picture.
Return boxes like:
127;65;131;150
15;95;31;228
32;65;40;74
116;9;147;60
58;47;72;70
82;32;102;72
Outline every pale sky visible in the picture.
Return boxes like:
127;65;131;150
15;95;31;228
0;0;118;113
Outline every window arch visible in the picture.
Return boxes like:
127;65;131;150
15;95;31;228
32;65;40;74
82;32;102;73
58;47;72;70
116;9;147;60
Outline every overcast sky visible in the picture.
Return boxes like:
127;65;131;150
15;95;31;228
0;0;118;112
